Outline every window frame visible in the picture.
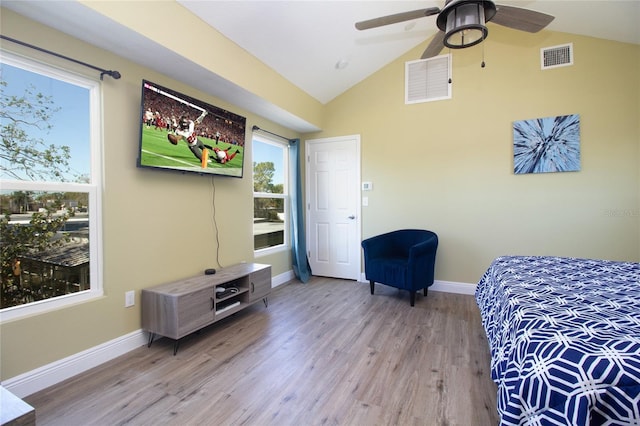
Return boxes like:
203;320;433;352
0;50;103;322
252;133;289;256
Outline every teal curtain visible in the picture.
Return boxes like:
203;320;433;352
289;139;311;282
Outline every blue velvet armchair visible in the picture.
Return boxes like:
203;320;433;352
361;229;438;306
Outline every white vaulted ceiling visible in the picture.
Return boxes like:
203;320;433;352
178;0;640;104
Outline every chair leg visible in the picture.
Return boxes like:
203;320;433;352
409;290;416;307
423;287;428;297
369;281;375;295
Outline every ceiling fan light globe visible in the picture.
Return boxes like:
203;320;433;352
438;0;496;49
445;25;487;48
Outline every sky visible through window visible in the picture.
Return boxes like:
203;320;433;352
1;62;90;181
253;139;284;186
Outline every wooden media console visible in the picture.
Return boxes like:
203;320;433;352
141;263;271;354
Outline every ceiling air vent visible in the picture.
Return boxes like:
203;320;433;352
405;54;451;104
541;43;573;70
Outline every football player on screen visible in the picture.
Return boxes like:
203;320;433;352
211;146;240;164
167;110;240;165
167;110;211;162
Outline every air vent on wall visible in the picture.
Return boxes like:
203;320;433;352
405;54;451;104
541;43;573;70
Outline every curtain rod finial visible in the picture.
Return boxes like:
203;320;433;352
100;70;121;80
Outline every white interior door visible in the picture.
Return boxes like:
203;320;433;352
306;135;361;280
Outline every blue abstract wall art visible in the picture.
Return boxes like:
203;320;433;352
513;114;581;174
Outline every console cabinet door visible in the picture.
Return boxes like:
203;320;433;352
176;286;215;338
248;267;271;302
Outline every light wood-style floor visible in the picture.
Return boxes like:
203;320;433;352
25;277;499;425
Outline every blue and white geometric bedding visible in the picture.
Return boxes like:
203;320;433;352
475;256;640;426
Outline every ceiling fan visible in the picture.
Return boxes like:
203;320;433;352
355;0;554;59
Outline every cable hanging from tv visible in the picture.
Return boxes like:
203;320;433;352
0;35;121;81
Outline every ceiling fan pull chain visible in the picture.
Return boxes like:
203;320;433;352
481;35;486;68
448;48;453;84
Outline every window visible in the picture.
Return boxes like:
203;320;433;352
252;133;288;254
0;51;102;321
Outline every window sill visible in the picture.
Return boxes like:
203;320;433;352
254;244;289;258
0;290;104;323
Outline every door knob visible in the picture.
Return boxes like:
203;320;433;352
348;215;356;219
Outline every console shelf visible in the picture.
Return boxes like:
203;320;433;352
141;263;271;354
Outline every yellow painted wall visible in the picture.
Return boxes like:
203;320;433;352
310;25;640;284
0;9;298;380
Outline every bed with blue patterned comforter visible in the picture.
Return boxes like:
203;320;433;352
475;256;640;425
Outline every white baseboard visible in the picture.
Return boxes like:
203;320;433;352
1;330;147;398
272;269;294;288
430;279;477;295
2;270;472;398
359;273;476;295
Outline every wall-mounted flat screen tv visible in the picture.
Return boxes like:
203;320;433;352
137;80;246;178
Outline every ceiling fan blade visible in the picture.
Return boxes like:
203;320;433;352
421;31;445;59
355;7;440;30
491;4;555;33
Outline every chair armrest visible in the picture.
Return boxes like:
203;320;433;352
408;235;438;287
361;233;392;259
408;235;438;261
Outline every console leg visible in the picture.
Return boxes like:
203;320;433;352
173;340;180;356
263;297;268;308
147;332;155;348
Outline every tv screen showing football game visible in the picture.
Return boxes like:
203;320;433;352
137;80;246;178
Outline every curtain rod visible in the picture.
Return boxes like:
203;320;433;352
252;125;296;143
0;35;121;81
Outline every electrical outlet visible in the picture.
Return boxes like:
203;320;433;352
125;290;135;308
